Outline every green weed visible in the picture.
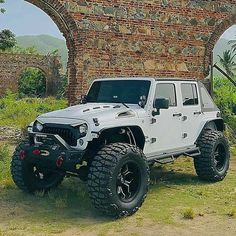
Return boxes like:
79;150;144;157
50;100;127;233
228;208;236;217
183;208;195;220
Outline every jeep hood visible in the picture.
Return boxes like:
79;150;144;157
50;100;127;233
37;103;143;125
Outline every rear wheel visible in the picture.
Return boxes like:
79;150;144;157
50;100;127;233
87;143;149;218
11;140;65;193
194;130;230;182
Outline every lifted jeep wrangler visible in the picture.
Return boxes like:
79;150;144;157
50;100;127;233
11;78;230;218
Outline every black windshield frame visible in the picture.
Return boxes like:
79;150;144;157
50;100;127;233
86;80;151;105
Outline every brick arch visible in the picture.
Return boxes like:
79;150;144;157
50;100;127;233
0;53;62;96
25;0;79;102
204;15;236;76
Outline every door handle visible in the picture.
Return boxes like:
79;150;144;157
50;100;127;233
173;113;182;117
194;111;202;115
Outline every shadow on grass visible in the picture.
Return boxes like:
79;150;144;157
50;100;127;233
150;164;213;187
0;178;111;227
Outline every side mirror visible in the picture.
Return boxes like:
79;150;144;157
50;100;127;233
139;95;147;108
152;98;169;116
80;95;87;104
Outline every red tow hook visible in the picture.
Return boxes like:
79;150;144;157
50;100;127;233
56;155;64;168
19;150;26;160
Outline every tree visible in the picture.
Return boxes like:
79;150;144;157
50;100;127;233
218;50;236;77
0;29;17;50
0;0;5;14
18;68;46;98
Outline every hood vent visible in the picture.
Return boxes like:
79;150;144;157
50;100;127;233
83;105;112;113
117;110;135;118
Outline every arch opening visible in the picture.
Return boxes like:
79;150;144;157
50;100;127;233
204;16;236;76
205;19;236;132
0;0;78;101
25;0;78;99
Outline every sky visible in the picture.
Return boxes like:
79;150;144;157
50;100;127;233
0;0;236;40
0;0;64;39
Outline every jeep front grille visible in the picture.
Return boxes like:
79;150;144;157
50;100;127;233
42;126;77;146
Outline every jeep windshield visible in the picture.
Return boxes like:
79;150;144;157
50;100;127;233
86;80;151;105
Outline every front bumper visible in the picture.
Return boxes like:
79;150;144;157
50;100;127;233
23;132;86;171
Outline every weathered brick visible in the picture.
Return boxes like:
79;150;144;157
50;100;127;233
0;53;61;96
12;0;236;103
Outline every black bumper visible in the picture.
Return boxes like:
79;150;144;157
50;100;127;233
24;132;86;171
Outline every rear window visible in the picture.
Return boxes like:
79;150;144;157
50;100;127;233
199;83;216;110
181;83;199;106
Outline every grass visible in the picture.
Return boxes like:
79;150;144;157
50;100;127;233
0;92;67;129
0;142;236;235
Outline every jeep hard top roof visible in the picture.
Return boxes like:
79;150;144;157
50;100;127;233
93;77;198;82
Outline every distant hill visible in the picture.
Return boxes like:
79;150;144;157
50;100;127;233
16;35;68;70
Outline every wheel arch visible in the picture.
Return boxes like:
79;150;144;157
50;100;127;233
197;118;225;142
98;126;146;150
204;119;225;132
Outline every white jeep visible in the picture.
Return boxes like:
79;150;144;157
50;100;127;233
11;78;230;218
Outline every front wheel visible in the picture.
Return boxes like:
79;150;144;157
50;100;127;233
11;140;65;193
194;130;230;182
87;143;150;218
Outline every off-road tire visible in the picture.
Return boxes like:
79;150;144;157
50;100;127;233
87;143;150;218
194;130;230;182
11;140;65;193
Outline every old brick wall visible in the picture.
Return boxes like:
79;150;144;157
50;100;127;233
25;0;236;103
0;53;61;96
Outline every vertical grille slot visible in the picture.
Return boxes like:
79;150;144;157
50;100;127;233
42;126;77;146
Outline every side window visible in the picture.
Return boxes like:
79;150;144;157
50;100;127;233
200;87;216;109
154;83;177;107
181;83;199;106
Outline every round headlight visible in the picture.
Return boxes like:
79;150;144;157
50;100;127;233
79;124;88;135
35;121;43;132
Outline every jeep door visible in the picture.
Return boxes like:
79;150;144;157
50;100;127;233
180;82;202;145
145;82;183;156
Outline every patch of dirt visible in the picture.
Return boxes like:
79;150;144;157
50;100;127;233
60;216;236;236
0;126;21;142
230;155;236;171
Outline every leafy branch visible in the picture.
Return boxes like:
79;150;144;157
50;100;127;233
0;0;5;14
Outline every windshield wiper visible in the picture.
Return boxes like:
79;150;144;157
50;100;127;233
121;103;129;108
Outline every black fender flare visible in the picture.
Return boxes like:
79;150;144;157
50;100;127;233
98;126;146;150
196;118;225;143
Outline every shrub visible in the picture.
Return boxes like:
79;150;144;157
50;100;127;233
214;77;236;132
